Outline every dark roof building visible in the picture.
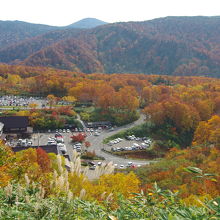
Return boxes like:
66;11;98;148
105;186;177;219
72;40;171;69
0;116;29;133
84;121;112;128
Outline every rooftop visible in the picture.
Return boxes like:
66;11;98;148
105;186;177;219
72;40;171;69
0;116;28;129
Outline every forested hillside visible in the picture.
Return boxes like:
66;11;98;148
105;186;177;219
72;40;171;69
2;16;220;76
0;20;58;49
0;64;220;218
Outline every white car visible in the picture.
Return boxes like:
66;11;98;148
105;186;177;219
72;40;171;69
56;137;64;143
21;139;27;146
119;165;125;169
127;162;133;167
97;162;102;166
66;129;70;133
27;141;32;146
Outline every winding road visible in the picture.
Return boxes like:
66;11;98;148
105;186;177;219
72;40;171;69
85;114;152;166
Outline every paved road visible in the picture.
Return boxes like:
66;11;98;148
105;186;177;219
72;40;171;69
31;113;151;167
85;114;152;166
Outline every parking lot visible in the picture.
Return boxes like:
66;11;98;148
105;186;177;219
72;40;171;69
0;95;48;108
11;128;105;162
105;135;152;153
5;113;151;170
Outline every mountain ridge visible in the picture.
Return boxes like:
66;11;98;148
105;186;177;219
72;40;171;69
1;16;220;77
67;18;107;29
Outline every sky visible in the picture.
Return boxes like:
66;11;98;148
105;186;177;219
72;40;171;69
1;0;220;26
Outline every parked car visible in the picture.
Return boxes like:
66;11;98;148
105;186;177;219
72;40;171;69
88;161;95;166
89;165;96;170
127;162;133;167
48;140;57;145
55;133;62;138
27;141;33;146
111;147;116;152
57;143;67;154
56;137;64;143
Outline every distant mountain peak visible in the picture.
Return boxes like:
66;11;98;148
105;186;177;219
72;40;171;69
67;18;107;29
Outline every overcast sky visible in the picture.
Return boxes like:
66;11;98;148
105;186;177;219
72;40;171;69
1;0;220;26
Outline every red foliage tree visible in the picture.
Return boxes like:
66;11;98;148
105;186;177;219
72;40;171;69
36;147;51;172
71;133;86;143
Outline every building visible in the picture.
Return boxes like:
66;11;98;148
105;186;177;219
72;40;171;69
0;116;29;133
84;121;112;128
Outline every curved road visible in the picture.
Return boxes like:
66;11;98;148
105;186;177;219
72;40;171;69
85;114;152;166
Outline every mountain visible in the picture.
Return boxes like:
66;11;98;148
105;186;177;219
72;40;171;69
0;20;58;49
67;18;107;29
2;16;220;76
0;28;84;64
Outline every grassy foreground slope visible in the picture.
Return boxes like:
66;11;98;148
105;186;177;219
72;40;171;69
0;141;220;219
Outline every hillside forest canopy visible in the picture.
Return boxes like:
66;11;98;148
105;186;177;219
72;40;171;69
1;64;220;146
3;17;220;77
0;63;220;218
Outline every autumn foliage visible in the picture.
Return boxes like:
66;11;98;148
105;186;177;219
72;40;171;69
36;147;51;172
71;133;86;143
0;143;141;203
136;145;220;200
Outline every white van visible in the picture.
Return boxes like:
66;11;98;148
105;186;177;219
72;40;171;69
57;143;67;154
